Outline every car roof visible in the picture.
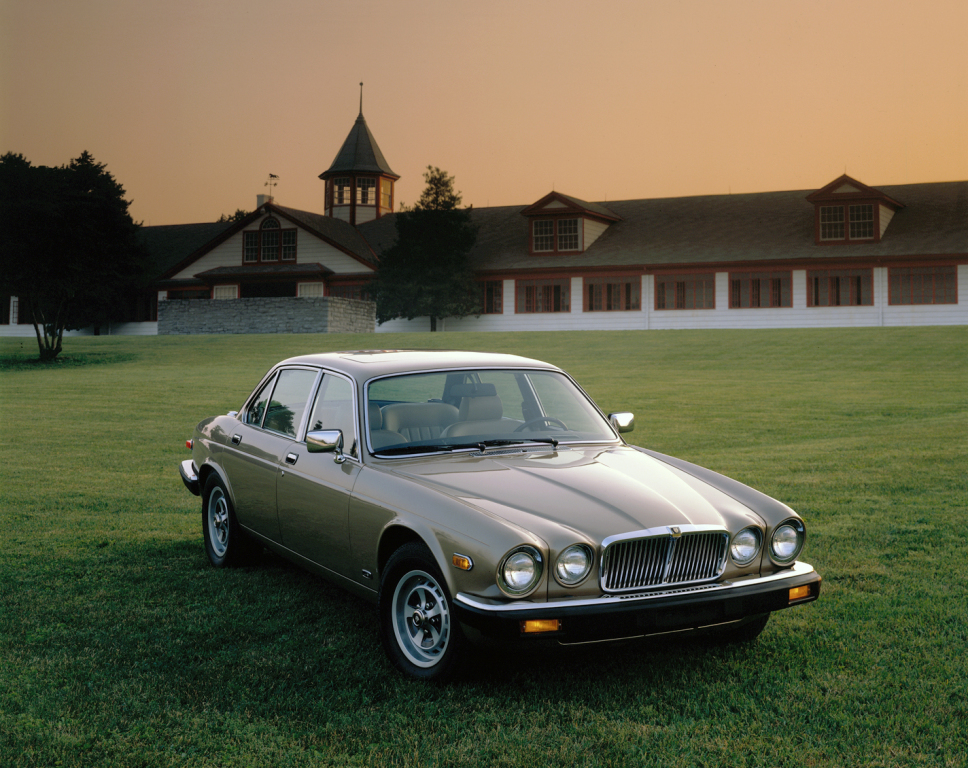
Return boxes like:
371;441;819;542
277;349;560;379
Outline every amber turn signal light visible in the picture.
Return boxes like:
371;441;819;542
520;619;561;634
789;585;811;601
452;554;473;571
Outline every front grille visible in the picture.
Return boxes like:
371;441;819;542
601;528;729;592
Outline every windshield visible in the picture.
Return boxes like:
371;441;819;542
366;368;616;455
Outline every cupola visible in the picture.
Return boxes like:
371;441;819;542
319;89;399;226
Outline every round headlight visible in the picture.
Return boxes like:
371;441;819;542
554;544;593;586
730;527;761;566
500;547;542;596
771;521;804;564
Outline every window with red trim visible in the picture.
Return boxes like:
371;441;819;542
531;219;581;253
481;280;503;314
819;204;875;242
517;279;570;313
655;274;715;310
730;271;791;308
585;277;640;311
243;217;297;263
329;284;370;301
889;266;956;305
808;269;872;306
332;178;351;206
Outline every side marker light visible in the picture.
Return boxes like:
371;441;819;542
789;585;811;601
520;619;561;634
452;554;473;571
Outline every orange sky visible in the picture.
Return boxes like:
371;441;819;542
2;0;966;226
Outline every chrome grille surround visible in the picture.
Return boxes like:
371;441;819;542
600;524;730;593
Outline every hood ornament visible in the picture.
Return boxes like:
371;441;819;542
669;526;682;538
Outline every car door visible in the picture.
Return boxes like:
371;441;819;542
276;371;361;578
221;367;320;543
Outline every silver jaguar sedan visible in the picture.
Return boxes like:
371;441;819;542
180;350;820;680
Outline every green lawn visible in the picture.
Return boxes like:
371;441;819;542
1;328;966;767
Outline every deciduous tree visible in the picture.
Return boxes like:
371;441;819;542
0;151;149;360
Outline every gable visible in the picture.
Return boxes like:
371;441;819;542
168;212;373;281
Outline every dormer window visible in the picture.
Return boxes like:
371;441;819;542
522;192;621;256
808;175;903;245
243;217;297;263
531;218;581;254
820;204;874;241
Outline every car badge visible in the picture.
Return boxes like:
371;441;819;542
669;526;682;538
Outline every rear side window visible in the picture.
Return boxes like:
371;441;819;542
263;368;319;437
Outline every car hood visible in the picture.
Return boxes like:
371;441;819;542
382;445;764;545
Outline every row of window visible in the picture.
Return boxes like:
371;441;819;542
479;266;957;313
330;177;393;209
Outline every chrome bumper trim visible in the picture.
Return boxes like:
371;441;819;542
456;561;817;613
179;459;200;496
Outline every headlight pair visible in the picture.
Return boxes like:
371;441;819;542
499;543;594;596
729;520;805;567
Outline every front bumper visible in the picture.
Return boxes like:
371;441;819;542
179;460;200;496
455;561;820;643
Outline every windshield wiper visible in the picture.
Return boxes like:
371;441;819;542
374;438;558;456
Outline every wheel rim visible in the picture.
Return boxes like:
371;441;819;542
391;569;451;668
207;487;230;558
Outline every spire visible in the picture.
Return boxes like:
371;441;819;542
321;109;399;179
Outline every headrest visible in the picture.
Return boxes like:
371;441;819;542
448;383;497;399
460;395;503;422
382;402;460;431
368;402;383;429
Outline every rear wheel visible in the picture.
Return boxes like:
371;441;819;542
379;543;465;681
202;474;260;567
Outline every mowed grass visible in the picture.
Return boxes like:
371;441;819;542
1;327;966;767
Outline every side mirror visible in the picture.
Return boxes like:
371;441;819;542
608;412;635;434
307;429;346;464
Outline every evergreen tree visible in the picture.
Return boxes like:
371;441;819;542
371;166;479;331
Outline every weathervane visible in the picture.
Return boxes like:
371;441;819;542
265;173;279;201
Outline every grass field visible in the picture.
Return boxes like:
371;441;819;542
1;328;966;767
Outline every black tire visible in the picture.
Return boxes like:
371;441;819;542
202;474;260;567
714;613;770;644
379;542;465;681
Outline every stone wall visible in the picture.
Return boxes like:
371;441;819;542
158;297;375;335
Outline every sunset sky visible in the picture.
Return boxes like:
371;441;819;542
2;0;966;226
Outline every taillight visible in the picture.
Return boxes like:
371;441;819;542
186;439;194;450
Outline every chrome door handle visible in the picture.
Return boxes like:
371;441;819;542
232;434;242;445
285;453;298;465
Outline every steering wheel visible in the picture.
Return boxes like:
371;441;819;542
513;416;567;432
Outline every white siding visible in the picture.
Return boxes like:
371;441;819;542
355;206;377;224
583;219;610;250
375;267;968;333
879;204;896;237
882;264;968;326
